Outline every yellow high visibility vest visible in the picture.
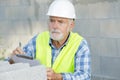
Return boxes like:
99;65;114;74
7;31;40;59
36;31;83;73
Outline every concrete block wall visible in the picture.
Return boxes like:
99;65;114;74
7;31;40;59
0;0;120;80
0;0;50;58
73;0;120;80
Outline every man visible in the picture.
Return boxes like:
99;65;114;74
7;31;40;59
13;0;91;80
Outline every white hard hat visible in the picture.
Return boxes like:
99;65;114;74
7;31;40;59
47;0;76;19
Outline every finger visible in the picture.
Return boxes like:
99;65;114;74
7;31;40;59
12;49;19;55
47;68;52;72
47;74;51;80
47;70;51;76
47;67;52;70
47;77;52;80
14;50;19;54
12;47;24;55
16;47;24;54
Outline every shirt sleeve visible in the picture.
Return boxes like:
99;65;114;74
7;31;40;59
22;34;37;58
61;39;91;80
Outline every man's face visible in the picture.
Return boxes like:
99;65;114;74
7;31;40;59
48;16;74;41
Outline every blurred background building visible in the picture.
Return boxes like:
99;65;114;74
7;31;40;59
0;0;120;80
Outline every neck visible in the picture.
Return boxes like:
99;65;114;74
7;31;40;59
52;40;64;48
52;33;70;48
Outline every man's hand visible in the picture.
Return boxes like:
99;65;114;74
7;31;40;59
12;47;24;55
47;68;63;80
9;47;24;64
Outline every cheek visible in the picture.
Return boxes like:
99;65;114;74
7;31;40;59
48;25;52;31
60;28;68;35
48;23;53;27
65;26;70;32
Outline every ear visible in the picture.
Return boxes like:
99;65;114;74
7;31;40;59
70;21;75;30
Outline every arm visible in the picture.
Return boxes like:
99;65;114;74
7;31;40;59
62;39;91;80
22;34;37;58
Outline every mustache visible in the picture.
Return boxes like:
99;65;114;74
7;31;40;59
50;29;61;33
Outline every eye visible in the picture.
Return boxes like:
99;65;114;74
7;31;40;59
49;19;55;23
58;20;64;24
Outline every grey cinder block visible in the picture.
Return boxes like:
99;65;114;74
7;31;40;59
0;61;9;66
0;63;30;73
0;65;46;80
